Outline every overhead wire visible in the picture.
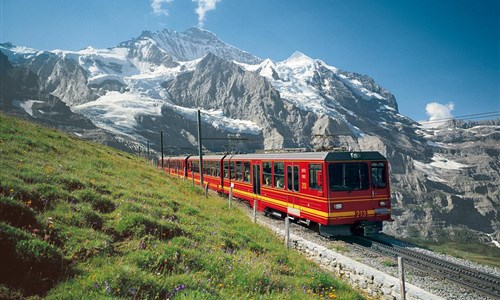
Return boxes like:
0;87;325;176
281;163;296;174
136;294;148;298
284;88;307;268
153;109;499;154
418;110;500;125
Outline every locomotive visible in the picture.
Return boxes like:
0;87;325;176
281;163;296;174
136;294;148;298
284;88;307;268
160;150;392;236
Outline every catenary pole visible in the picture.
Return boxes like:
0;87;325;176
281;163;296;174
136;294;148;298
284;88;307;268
160;131;164;168
197;109;204;187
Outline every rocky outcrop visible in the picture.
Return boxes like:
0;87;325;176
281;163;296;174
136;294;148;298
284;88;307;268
24;52;96;105
0;51;101;138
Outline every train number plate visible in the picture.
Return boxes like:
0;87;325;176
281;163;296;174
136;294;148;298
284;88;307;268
355;210;368;218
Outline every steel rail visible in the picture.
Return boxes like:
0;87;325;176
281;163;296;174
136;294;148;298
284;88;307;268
347;236;500;299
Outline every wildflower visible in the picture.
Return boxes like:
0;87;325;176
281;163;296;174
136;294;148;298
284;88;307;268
105;280;111;293
218;283;223;288
128;288;137;295
47;217;54;229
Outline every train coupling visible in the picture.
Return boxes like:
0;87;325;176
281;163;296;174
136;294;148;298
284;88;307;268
357;221;383;235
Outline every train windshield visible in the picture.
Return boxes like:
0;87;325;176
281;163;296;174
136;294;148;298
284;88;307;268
329;163;369;191
371;162;386;188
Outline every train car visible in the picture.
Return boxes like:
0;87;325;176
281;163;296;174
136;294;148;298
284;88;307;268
168;156;190;179
158;156;170;173
187;155;226;193
160;150;391;236
225;152;391;236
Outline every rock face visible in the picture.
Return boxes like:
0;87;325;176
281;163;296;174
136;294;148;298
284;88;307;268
0;28;498;245
394;120;500;243
0;52;129;151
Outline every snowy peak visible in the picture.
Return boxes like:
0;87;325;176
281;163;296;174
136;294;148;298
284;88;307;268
183;27;220;42
284;51;317;67
118;27;262;65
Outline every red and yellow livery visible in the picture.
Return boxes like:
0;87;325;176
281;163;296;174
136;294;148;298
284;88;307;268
159;151;392;236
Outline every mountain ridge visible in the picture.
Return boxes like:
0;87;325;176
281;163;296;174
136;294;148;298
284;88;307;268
1;27;498;246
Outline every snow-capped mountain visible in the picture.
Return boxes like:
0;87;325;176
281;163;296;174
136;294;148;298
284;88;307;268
118;27;262;65
1;27;498;245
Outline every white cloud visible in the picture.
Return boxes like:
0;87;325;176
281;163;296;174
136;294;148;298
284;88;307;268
151;0;174;16
193;0;221;28
421;102;454;128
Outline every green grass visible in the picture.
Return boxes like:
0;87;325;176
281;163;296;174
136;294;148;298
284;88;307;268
409;239;500;269
0;113;363;299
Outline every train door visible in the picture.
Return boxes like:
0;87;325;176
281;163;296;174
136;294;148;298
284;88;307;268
252;162;261;195
286;162;301;217
370;162;389;209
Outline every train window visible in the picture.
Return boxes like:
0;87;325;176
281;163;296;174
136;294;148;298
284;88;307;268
309;164;322;189
329;163;369;191
371;163;386;188
243;161;250;183
224;161;229;178
286;166;300;191
287;166;293;190
293;166;299;192
211;162;216;176
205;161;210;176
216;162;221;177
236;161;243;181
274;162;284;189
262;162;272;186
230;162;236;180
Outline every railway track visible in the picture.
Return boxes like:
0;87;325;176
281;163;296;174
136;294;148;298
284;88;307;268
340;236;500;299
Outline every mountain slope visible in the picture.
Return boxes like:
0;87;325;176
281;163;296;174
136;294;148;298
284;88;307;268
0;27;499;247
0;113;362;299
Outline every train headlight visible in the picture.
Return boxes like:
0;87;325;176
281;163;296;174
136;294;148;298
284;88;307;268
333;203;343;210
379;201;387;207
350;153;361;159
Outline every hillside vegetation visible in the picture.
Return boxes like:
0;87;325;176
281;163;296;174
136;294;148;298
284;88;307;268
0;113;362;299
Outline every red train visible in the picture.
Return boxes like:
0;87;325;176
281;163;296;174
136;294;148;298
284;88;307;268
159;151;392;236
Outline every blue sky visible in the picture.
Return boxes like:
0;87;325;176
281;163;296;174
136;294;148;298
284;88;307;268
1;0;499;122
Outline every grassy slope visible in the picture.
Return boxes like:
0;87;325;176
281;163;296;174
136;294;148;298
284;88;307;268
407;238;500;269
0;113;363;299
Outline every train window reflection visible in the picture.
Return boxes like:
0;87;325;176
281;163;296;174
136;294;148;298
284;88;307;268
309;164;322;189
371;163;386;188
263;162;272;186
329;163;369;191
224;161;229;178
244;161;250;182
230;161;236;180
236;161;243;181
274;162;284;189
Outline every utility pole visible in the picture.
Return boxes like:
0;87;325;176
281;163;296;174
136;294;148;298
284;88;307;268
160;131;164;168
197;109;204;187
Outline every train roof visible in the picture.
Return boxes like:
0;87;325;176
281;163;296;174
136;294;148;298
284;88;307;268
187;155;226;161
228;151;386;161
165;151;387;162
